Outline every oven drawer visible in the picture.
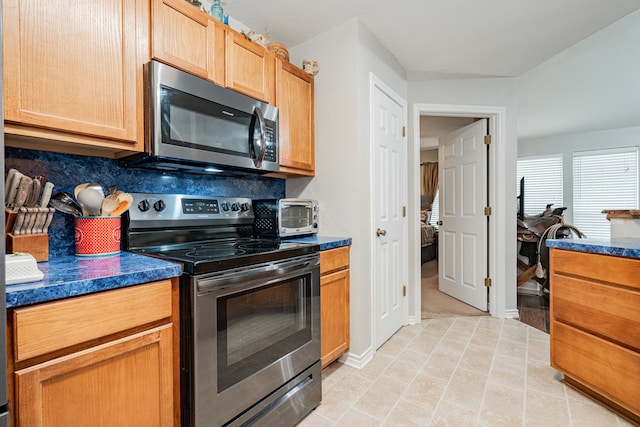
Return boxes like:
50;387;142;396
13;280;173;362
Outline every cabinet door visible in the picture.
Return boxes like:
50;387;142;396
275;60;315;176
321;269;350;368
225;32;275;103
3;0;147;149
15;325;173;427
151;0;225;85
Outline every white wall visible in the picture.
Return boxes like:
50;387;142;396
517;9;640;140
420;150;438;163
406;76;520;317
517;10;640;224
287;18;407;366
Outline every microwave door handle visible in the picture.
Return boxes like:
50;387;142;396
252;106;267;168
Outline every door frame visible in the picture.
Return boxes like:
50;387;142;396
410;103;516;322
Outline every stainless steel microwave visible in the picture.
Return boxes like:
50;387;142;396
253;199;319;237
120;60;279;175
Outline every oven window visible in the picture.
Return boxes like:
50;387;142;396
216;275;311;392
281;205;312;229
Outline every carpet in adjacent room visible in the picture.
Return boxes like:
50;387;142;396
421;260;489;319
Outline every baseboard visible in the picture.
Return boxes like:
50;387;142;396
517;280;544;296
504;308;520;319
339;347;375;369
407;314;422;325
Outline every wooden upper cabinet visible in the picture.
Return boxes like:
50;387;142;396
151;0;225;85
275;59;315;176
226;32;275;104
3;0;148;151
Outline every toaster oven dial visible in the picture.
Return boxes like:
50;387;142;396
220;202;230;211
154;200;166;212
240;202;250;211
230;202;240;212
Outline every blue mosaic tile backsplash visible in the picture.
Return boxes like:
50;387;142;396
5;147;285;257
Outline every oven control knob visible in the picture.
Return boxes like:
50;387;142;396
221;202;230;211
138;199;150;212
231;202;240;212
154;200;166;212
240;202;250;211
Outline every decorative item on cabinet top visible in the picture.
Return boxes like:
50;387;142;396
302;58;320;76
268;42;289;61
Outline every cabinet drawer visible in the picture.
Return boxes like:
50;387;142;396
550;249;640;291
13;280;172;362
320;246;350;275
551;321;640;416
552;275;640;351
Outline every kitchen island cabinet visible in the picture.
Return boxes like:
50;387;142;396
7;279;179;427
548;245;640;424
320;245;350;368
3;0;148;155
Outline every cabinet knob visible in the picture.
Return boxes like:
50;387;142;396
376;228;387;237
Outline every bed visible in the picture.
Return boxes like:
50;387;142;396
420;198;438;263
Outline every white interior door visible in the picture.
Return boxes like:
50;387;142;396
438;120;488;311
373;78;406;348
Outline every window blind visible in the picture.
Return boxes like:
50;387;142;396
573;147;638;239
517;154;564;216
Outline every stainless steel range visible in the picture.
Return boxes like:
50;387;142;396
124;193;322;427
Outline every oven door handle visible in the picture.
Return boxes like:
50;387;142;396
197;256;319;295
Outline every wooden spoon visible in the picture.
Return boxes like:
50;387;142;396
109;192;133;217
100;194;120;216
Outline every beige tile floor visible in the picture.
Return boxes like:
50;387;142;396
298;317;634;426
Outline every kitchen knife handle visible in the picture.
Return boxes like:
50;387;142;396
40;182;55;208
42;208;55;234
7;171;24;207
24;208;38;235
13;176;33;208
4;168;17;202
12;208;26;235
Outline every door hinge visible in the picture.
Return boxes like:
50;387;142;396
403;285;406;297
484;277;492;287
484;135;492;145
402;206;406;217
484;206;492;216
402;126;406;137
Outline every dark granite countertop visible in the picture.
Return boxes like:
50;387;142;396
546;237;640;259
6;252;183;309
288;236;352;250
5;237;351;309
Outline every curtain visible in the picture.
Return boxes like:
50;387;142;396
421;162;438;210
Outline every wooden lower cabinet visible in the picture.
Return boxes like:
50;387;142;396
549;248;640;423
7;279;179;427
320;246;350;368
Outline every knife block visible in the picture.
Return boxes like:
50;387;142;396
7;233;49;262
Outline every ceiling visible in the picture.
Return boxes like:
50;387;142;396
224;0;640;77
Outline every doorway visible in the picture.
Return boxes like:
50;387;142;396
418;117;489;319
409;103;516;323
